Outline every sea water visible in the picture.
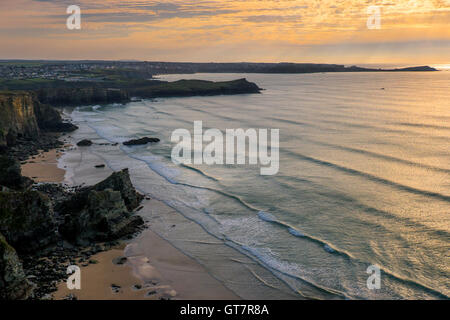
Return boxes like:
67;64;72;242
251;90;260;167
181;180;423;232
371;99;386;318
65;72;450;299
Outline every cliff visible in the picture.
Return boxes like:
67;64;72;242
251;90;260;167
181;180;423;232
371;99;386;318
1;78;261;107
37;87;129;106
0;233;35;300
0;92;40;149
0;91;77;151
127;78;262;98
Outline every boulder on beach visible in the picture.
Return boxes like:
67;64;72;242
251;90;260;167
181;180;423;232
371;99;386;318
76;139;93;147
0;233;35;300
123;137;160;146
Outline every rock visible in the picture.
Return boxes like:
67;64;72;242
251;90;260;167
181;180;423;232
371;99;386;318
123;137;160;146
0;190;57;254
0;155;32;190
112;256;127;265
0;233;35;300
59;189;141;243
0;92;77;151
0;92;40;150
76;139;93;147
91;169;144;211
33;100;78;133
63;293;78;300
111;284;121;294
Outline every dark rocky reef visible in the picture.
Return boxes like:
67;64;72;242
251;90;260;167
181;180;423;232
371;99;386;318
123;137;160;146
76;139;93;147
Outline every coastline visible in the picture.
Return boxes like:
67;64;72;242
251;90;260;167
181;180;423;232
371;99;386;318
21;135;240;300
55;113;302;300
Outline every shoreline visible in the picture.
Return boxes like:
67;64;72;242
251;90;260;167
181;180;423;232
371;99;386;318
20;139;240;300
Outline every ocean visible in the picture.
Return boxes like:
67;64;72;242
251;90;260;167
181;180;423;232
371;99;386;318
64;71;450;299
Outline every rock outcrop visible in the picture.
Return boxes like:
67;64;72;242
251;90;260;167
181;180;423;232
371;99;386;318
0;233;35;300
33;100;78;132
0;155;32;190
0;92;40;150
76;139;93;147
58;169;144;244
0;190;57;254
0;91;77;151
123;137;160;146
91;169;144;211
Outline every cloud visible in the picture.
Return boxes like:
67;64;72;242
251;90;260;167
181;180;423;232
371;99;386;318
0;0;448;62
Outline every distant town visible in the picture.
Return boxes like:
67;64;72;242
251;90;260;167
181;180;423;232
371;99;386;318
0;60;437;82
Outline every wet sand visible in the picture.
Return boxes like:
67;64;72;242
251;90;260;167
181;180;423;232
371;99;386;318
22;144;240;300
54;226;239;300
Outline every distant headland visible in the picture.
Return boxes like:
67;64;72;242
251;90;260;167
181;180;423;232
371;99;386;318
0;60;438;80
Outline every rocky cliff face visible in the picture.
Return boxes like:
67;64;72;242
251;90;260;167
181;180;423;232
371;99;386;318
0;92;40;149
0;91;77;151
0;190;58;254
0;155;32;190
37;87;129;106
0;233;35;300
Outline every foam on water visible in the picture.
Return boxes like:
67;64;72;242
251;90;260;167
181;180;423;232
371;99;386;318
66;72;450;299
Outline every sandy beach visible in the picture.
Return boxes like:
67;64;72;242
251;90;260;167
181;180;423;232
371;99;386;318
21;148;66;183
21;145;240;300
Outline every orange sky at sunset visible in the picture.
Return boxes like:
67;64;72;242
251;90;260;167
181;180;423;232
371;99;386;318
0;0;449;65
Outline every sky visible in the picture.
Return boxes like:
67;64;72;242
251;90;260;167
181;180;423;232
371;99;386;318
0;0;449;65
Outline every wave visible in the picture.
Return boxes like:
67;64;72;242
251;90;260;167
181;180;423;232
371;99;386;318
179;163;220;182
87;130;449;299
230;241;349;300
276;174;450;240
72;100;450;300
257;212;352;259
395;122;450;131
308;139;450;174
283;149;450;202
253;211;449;299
